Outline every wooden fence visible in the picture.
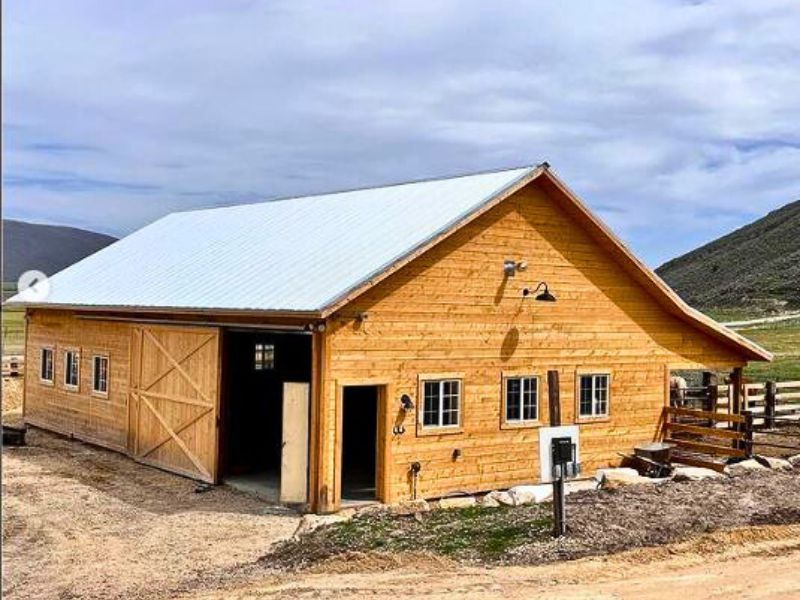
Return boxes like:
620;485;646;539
662;406;753;471
673;380;800;429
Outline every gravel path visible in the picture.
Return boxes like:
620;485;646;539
2;425;299;600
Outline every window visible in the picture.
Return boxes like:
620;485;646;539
505;376;538;423
92;355;109;395
254;343;275;370
422;379;461;428
64;350;80;389
40;347;54;384
579;373;609;418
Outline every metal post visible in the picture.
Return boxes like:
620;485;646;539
552;467;566;538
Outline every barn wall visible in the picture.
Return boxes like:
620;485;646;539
24;309;131;452
320;181;745;508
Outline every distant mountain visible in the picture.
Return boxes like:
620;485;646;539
657;200;800;312
2;219;117;283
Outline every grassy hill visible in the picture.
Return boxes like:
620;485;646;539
656;200;800;314
2;219;116;285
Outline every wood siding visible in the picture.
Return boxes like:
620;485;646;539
319;182;745;510
24;310;131;452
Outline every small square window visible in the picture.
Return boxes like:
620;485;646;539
505;376;538;423
421;379;461;428
40;348;54;383
92;355;109;396
579;374;610;418
254;343;275;370
64;350;80;389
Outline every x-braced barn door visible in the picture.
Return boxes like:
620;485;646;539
128;325;221;483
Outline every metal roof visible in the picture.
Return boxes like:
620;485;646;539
9;166;538;313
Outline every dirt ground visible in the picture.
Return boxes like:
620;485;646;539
183;525;800;599
2;377;299;600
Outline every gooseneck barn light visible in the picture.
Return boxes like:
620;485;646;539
523;281;557;302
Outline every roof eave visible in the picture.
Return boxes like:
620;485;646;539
16;302;324;321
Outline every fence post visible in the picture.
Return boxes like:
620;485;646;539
765;381;776;429
731;368;743;416
703;371;717;427
742;410;754;458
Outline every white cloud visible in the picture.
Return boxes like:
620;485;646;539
3;0;799;265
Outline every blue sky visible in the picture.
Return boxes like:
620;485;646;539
3;0;799;266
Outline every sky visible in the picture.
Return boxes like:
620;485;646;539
3;0;799;267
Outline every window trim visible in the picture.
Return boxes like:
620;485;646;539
40;346;55;386
63;348;81;391
417;373;464;436
575;371;611;422
91;353;110;398
501;373;541;429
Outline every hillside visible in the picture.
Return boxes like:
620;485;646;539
2;219;116;283
657;200;800;313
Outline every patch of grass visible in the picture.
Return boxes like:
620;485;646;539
738;318;800;381
273;504;553;567
1;307;25;354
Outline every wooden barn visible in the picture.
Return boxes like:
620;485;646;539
10;164;771;513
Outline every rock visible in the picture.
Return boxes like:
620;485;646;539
596;467;655;488
486;490;515;506
672;466;726;482
509;484;553;505
437;496;476;509
725;459;768;476
564;479;599;495
292;512;351;538
477;494;500;508
388;499;430;516
757;456;793;471
788;454;800;468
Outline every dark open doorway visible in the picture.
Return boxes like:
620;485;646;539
341;385;379;501
219;329;311;501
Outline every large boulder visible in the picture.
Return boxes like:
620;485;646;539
756;456;793;471
485;490;516;506
477;493;500;508
388;499;431;516
596;467;655;488
292;512;352;538
725;459;768;476
672;466;727;482
438;496;476;509
509;484;553;505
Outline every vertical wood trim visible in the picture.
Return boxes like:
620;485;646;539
333;383;344;512
731;367;743;415
377;384;393;503
22;310;30;419
547;370;561;426
308;331;320;512
211;330;222;483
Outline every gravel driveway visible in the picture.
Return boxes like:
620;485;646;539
2;418;299;600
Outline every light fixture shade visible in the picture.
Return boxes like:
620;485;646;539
535;288;557;302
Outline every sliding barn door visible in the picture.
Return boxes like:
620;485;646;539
129;325;220;483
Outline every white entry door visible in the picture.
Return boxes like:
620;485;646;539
280;382;310;504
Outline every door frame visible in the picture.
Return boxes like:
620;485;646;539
334;380;392;509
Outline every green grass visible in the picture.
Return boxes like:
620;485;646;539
737;318;800;382
1;307;25;354
322;505;551;561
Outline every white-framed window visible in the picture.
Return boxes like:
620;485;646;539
579;373;609;418
64;349;80;390
422;379;461;428
254;343;275;370
92;355;109;396
40;347;54;384
504;376;539;423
